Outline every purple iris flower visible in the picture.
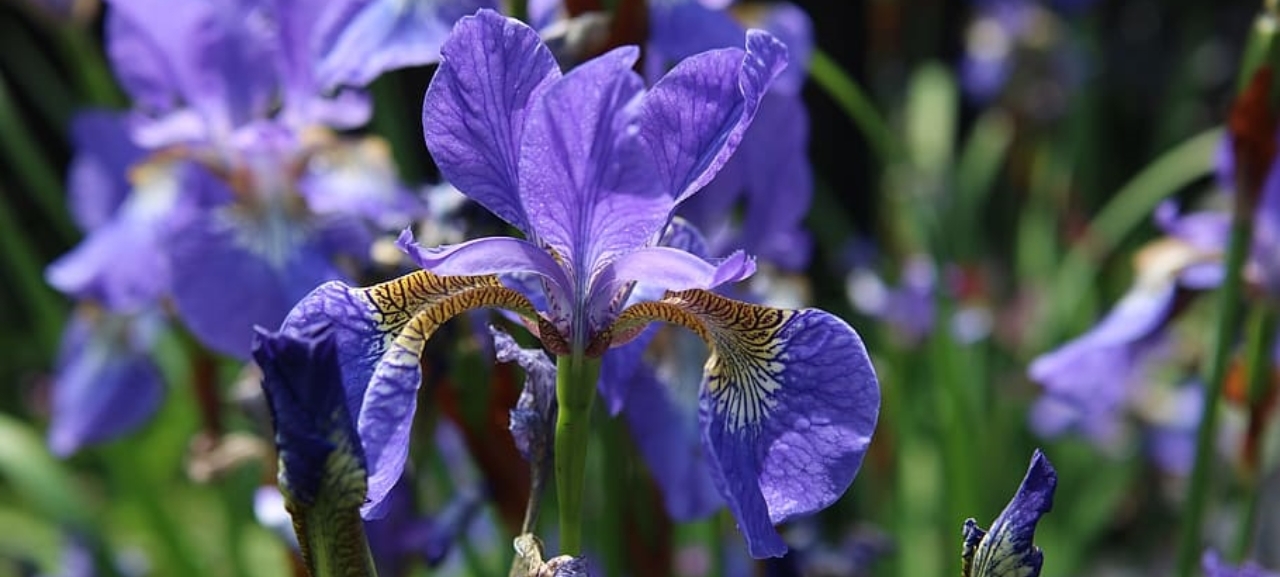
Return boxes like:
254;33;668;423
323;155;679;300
47;307;166;456
85;0;464;358
960;450;1057;577
271;10;878;557
1203;551;1280;577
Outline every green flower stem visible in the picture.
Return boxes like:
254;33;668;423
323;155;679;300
1174;200;1255;577
598;414;628;577
554;353;600;556
1232;306;1278;562
292;500;378;577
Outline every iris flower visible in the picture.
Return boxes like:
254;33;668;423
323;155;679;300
960;450;1057;577
274;10;879;557
81;0;486;357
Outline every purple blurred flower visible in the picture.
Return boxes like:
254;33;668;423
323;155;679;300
60;0;460;358
45;112;200;313
959;0;1087;118
1028;237;1216;472
271;11;879;557
47;307;165;457
364;483;484;576
960;450;1057;577
846;254;937;343
1204;550;1280;577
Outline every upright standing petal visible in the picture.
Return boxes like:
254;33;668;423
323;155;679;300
646;0;745;67
422;9;561;233
961;450;1057;577
517;45;670;294
638;30;788;203
66;111;143;232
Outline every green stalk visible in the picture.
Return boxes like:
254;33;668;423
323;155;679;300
1173;202;1255;577
598;414;628;576
554;353;600;556
0;189;64;352
0;77;76;242
808;50;901;163
292;501;378;577
1232;306;1278;562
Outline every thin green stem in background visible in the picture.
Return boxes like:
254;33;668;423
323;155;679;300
0;18;76;128
0;77;77;242
598;413;628;577
808;50;901;164
1174;199;1254;577
1046;127;1223;343
553;353;600;556
0;187;65;353
55;24;126;107
1231;306;1277;562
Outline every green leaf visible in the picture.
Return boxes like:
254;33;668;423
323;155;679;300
0;414;90;529
1045;127;1223;344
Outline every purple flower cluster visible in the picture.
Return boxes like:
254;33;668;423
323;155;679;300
44;0;496;454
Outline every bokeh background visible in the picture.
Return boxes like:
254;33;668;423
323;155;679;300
1;0;1276;576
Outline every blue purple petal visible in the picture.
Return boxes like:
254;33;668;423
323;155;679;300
614;292;878;558
622;363;724;520
105;0;277;141
639;30;788;204
492;326;557;462
517;46;669;285
422;9;561;233
66;111;143;231
274;272;536;516
646;0;745;67
48;309;165;456
169;207;344;358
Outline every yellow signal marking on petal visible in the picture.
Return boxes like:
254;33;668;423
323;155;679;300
360;272;541;376
610;289;795;431
355;270;541;340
